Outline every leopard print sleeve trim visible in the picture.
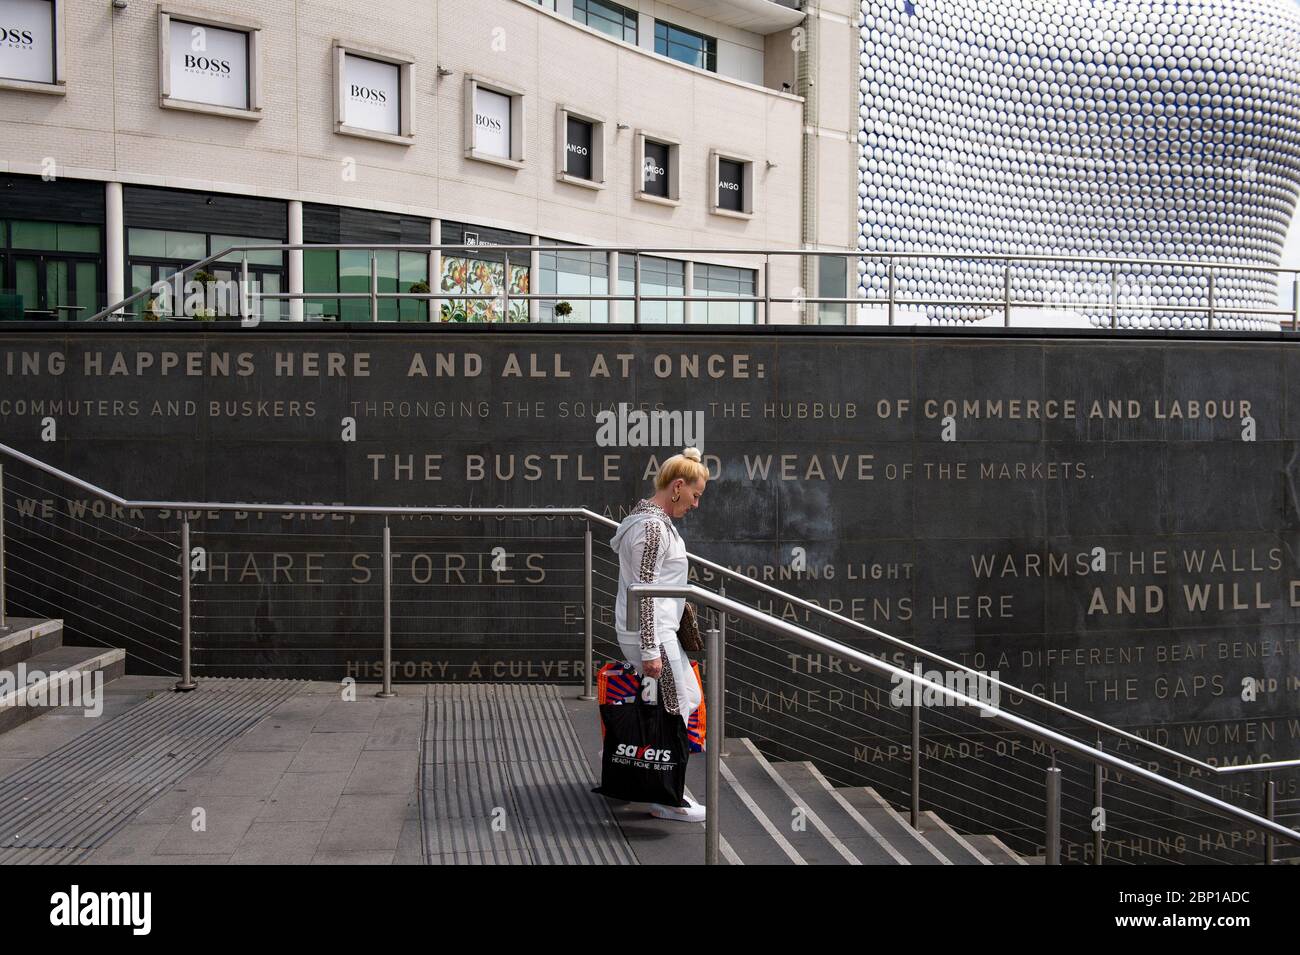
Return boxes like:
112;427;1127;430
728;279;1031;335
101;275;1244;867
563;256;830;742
637;518;664;654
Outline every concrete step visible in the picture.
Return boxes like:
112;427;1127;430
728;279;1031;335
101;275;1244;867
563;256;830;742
834;787;952;864
966;833;1030;864
770;760;912;864
0;644;126;735
914;809;994;864
0;618;63;668
719;738;861;864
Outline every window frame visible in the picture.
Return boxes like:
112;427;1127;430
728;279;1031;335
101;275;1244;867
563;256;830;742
464;74;526;169
158;6;262;120
653;19;717;73
332;42;414;145
0;0;65;95
555;105;606;190
573;0;639;44
709;149;754;219
634;129;680;206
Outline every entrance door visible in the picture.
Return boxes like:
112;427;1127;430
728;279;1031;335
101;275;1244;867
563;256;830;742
8;253;99;320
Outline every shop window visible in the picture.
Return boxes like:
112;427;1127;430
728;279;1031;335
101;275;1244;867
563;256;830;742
539;248;607;323
464;75;525;168
0;0;63;93
556;107;605;188
711;151;754;218
694;262;756;324
635;131;679;205
574;0;638;43
617;256;684;324
158;7;261;118
334;44;414;145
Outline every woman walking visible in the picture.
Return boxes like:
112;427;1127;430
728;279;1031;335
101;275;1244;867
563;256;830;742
609;446;709;822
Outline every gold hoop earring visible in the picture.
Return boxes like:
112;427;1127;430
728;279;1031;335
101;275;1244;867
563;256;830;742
671;491;680;503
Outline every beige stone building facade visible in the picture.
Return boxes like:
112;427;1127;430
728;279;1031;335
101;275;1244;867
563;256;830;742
0;0;857;324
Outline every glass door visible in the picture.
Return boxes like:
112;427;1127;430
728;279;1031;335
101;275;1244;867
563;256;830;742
8;253;99;320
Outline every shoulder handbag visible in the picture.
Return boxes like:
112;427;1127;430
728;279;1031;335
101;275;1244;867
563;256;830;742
678;601;704;652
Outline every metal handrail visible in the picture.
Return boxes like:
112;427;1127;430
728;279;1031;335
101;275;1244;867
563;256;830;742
629;582;1300;854
0;439;1293;780
79;242;1300;327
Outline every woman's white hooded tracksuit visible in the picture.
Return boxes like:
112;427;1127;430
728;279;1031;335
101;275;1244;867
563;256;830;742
609;498;703;732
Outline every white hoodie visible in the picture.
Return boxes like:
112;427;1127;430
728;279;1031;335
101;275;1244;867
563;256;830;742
609;498;701;725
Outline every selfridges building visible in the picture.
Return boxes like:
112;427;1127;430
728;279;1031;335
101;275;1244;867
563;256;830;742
856;0;1300;328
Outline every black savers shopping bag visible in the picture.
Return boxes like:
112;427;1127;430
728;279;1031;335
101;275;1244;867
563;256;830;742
593;695;690;808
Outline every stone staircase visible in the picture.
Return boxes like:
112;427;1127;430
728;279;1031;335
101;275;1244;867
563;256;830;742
0;618;125;734
705;736;1028;865
559;693;1030;865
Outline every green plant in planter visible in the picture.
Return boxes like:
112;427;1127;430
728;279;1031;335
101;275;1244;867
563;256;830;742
408;280;431;295
554;301;573;320
142;295;162;321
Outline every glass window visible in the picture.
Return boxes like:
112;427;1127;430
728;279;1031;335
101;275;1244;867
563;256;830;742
440;255;528;323
574;0;638;43
694;263;756;324
654;20;716;72
10;221;57;250
617;256;684;323
717;158;746;212
213;235;283;267
565;116;594;180
818;255;848;325
642;139;671;198
9;221;100;254
539;249;607;323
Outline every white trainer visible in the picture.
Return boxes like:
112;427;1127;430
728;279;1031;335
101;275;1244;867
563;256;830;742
649;795;706;823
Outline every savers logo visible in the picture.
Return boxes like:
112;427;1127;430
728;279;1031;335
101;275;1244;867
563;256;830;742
614;743;674;762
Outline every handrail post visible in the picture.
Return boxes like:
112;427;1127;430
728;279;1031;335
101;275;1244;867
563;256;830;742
174;519;195;691
717;587;728;758
1292;274;1298;332
1265;774;1276;865
370;251;379;323
1207;271;1215;330
502;252;510;322
377;519;395;698
716;579;725;746
633;252;642;327
1046;752;1062;865
1109;268;1118;329
705;620;721;865
763;253;771;325
579;521;594;701
1093;739;1104;865
240;252;250;322
1003;264;1012;327
887;259;895;325
0;462;8;633
910;686;921;828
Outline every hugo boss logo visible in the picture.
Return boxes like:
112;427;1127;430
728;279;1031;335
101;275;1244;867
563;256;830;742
475;113;503;131
1;27;34;46
350;84;388;103
183;53;232;75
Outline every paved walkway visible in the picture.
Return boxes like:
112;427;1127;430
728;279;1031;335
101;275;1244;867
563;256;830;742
0;677;652;864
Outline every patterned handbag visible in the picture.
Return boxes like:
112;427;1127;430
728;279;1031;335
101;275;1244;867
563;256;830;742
678;601;704;652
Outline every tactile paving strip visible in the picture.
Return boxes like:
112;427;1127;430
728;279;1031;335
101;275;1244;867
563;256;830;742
0;678;301;864
422;684;636;865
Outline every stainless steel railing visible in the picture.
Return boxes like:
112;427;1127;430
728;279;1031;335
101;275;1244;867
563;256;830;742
1;438;1297;863
74;242;1300;330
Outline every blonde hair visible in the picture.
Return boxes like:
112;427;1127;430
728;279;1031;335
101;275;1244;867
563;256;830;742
655;447;709;490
